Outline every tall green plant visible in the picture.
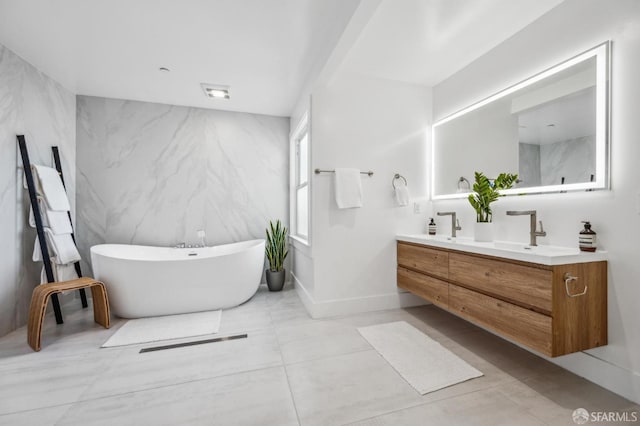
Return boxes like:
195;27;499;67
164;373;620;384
265;220;288;272
468;171;518;223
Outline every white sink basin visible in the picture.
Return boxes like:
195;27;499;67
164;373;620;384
397;234;606;265
492;241;579;255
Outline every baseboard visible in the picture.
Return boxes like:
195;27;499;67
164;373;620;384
291;272;427;319
291;273;316;315
549;351;640;405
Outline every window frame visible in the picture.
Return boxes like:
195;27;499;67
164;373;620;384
290;112;310;245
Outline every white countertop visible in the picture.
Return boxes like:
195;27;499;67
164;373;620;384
396;234;607;266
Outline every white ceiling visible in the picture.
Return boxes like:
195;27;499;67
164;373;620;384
340;0;564;86
0;0;360;117
518;88;596;145
0;0;565;116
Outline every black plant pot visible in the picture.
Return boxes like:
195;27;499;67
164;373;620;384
266;269;286;292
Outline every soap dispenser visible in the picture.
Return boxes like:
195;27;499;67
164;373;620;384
579;221;597;252
428;218;437;235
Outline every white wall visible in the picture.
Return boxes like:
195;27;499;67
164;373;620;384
432;0;640;403
76;96;289;278
0;43;76;337
288;0;388;313
288;0;364;128
293;71;430;316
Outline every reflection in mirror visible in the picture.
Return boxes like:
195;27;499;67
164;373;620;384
432;42;609;199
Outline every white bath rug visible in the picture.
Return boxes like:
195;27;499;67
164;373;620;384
102;310;222;348
357;321;483;394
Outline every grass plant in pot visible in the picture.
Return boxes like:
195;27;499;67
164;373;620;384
468;171;518;242
265;220;288;292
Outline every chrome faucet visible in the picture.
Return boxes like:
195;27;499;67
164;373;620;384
437;212;462;238
506;210;546;246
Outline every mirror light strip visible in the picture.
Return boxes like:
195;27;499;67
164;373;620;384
431;41;610;200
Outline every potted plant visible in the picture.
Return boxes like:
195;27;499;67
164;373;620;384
468;171;518;242
265;219;288;291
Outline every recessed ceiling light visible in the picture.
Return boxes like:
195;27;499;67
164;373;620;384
159;67;170;72
208;89;229;98
201;83;230;99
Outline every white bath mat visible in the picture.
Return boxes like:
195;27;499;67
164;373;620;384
102;310;222;348
357;321;483;394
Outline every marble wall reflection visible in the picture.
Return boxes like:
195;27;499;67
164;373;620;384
518;143;541;187
540;135;595;185
0;44;76;336
76;96;289;276
518;135;595;188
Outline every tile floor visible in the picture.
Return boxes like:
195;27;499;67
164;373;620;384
0;285;637;426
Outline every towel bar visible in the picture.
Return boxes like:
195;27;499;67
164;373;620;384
314;169;374;176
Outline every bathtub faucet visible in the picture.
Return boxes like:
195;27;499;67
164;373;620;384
174;231;206;249
197;230;207;248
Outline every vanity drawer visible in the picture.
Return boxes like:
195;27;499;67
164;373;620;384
397;243;448;279
449;285;552;356
398;267;448;309
449;253;552;313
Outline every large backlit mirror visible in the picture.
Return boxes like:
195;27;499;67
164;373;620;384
432;42;610;199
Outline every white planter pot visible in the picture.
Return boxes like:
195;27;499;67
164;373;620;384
474;222;494;242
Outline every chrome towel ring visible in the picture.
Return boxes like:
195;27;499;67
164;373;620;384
392;173;407;189
457;176;471;191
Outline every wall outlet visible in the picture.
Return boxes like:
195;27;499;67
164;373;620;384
413;202;421;214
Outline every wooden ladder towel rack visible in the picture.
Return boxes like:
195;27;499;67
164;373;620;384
17;135;87;324
52;146;88;309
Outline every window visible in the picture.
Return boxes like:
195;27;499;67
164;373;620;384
291;114;310;242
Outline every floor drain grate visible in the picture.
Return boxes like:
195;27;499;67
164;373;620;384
139;333;248;353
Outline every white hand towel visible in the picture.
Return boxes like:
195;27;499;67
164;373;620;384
394;185;410;206
29;197;73;234
335;168;363;209
33;228;81;265
31;165;70;211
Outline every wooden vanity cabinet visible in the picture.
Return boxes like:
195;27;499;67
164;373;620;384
397;241;607;357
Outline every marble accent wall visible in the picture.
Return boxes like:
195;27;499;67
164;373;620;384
518;136;595;188
518;142;541;188
540;135;595;185
76;96;289;276
0;44;76;337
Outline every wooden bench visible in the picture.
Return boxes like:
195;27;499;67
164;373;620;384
28;277;111;351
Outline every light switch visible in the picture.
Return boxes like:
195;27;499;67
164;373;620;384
413;203;421;214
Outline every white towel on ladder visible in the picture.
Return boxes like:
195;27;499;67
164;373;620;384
33;228;81;265
28;196;73;234
31;165;71;211
40;263;79;284
334;168;363;209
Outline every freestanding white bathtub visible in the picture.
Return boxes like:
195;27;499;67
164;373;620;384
90;239;265;318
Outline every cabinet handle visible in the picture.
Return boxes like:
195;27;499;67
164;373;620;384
564;273;587;297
